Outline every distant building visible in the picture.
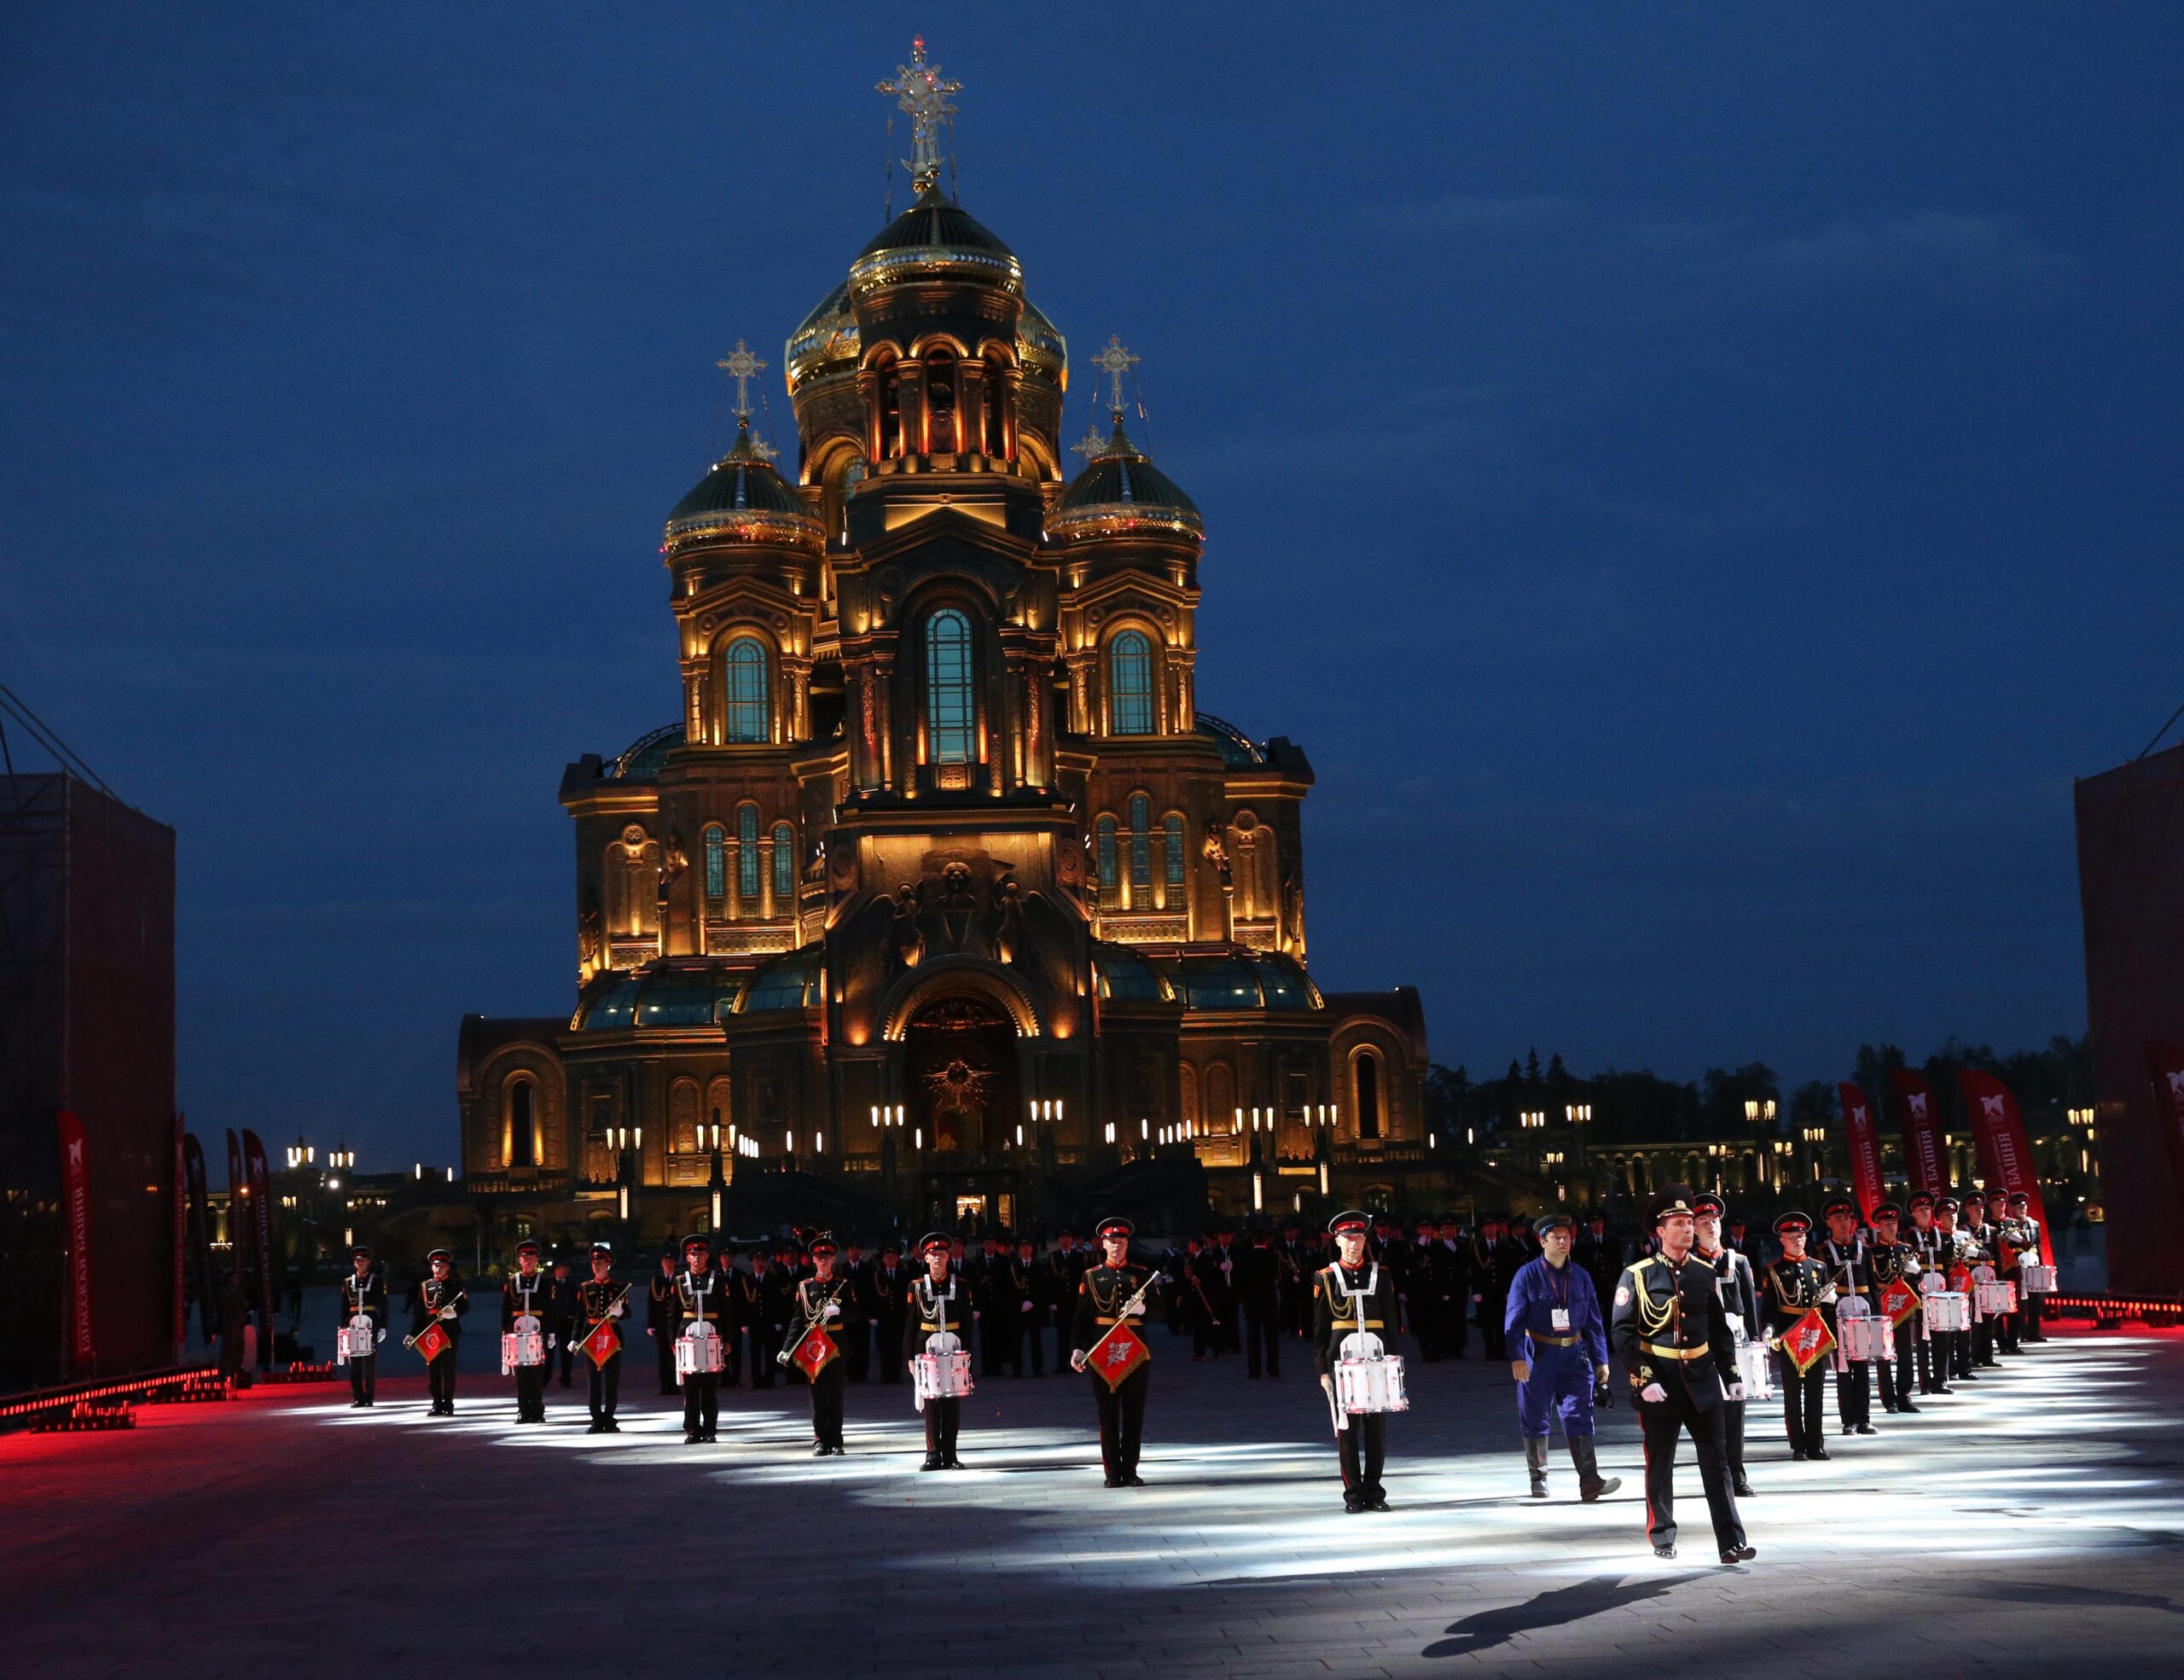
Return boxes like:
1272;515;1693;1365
456;46;1433;1251
0;772;176;1391
2077;741;2184;1295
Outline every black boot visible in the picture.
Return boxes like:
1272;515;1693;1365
1571;1436;1621;1503
1525;1436;1549;1497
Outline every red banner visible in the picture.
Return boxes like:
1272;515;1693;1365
2145;1042;2184;1234
171;1113;188;1353
1838;1083;1886;1220
1889;1070;1948;1197
58;1110;95;1371
1777;1307;1836;1375
1956;1070;2052;1264
1088;1322;1150;1390
241;1130;276;1368
788;1326;838;1382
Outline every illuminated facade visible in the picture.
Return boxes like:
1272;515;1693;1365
456;44;1429;1240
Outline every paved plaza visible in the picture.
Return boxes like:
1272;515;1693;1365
6;1325;2182;1677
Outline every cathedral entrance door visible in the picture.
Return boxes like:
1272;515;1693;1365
905;995;1020;1159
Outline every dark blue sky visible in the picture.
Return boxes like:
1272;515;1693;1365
4;3;2178;1167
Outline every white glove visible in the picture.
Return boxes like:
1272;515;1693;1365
375;1329;386;1345
610;1304;624;1318
823;1303;840;1319
439;1307;457;1320
547;1334;557;1348
1727;1382;1745;1402
1071;1351;1087;1372
1640;1381;1667;1404
1019;1301;1033;1314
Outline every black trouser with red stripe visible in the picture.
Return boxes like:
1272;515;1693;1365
1093;1366;1149;1479
808;1360;845;1449
428;1350;457;1410
1776;1355;1827;1454
587;1352;620;1423
349;1352;376;1405
1635;1384;1744;1554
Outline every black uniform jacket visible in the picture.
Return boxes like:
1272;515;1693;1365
1072;1263;1154;1357
1310;1261;1398;1378
1608;1252;1738;1410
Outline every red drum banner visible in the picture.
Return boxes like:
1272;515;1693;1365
1889;1069;1948;1197
1837;1083;1886;1220
1956;1070;2052;1264
2143;1041;2184;1237
242;1130;276;1365
58;1109;96;1370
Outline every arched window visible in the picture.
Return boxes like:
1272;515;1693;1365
1354;1051;1383;1141
505;1078;537;1167
1095;815;1118;906
925;346;956;452
1129;793;1152;893
1109;631;1155;735
722;637;769;743
670;1078;700;1154
771;822;795;901
737;805;760;899
925;609;975;765
702;824;726;901
1164;814;1187;889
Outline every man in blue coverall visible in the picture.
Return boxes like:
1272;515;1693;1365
1507;1212;1623;1501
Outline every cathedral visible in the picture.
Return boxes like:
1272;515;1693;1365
456;43;1432;1245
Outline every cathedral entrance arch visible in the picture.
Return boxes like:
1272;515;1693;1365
904;994;1021;1157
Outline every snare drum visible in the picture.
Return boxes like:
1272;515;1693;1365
339;1317;376;1363
1735;1339;1776;1399
1975;1280;2018;1316
674;1322;723;1384
1838;1314;1896;1363
1923;1290;1970;1332
1334;1354;1409;1414
911;1350;974;1400
2019;1262;2057;1293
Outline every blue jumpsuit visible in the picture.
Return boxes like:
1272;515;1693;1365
1504;1256;1608;1439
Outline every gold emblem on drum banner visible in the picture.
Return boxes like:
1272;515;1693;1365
411;1322;452;1363
582;1322;621;1369
790;1327;839;1381
1088;1324;1149;1391
1879;1277;1920;1328
1778;1307;1836;1375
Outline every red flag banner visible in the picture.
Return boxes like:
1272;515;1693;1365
1838;1083;1886;1219
241;1131;276;1365
582;1322;622;1369
1088;1322;1150;1391
1879;1276;1920;1328
1890;1070;1949;1197
412;1322;452;1364
58;1110;95;1371
789;1327;839;1382
2145;1042;2184;1235
1776;1307;1836;1375
1956;1071;2052;1265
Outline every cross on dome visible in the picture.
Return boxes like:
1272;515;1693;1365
716;340;768;420
1092;334;1140;418
1071;425;1109;460
877;37;961;196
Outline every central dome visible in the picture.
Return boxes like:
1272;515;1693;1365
1050;418;1201;544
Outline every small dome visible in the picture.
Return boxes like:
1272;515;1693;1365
1049;418;1202;544
849;187;1022;295
665;418;822;553
785;279;860;392
609;723;684;782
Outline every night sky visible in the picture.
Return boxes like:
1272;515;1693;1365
4;3;2177;1167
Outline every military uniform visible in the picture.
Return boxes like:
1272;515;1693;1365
574;1244;628;1432
793;1241;853;1454
1692;1193;1759;1497
1235;1236;1287;1377
906;1235;970;1468
1757;1213;1835;1460
2001;1194;2044;1345
1043;1237;1089;1374
501;1245;553;1423
647;1255;681;1395
1863;1204;1923;1415
748;1259;793;1386
1504;1212;1619;1502
406;1254;468;1415
675;1239;729;1443
1815;1198;1876;1434
1313;1212;1399;1514
868;1251;909;1383
338;1247;386;1407
1902;1194;1953;1394
1607;1195;1751;1563
1072;1218;1155;1485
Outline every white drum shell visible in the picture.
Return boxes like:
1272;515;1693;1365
1839;1315;1896;1362
675;1327;723;1380
912;1350;974;1400
340;1320;377;1362
1924;1291;1971;1332
1334;1354;1409;1415
1975;1280;2018;1316
2019;1263;2057;1293
1735;1340;1776;1399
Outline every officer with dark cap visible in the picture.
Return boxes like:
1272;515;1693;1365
502;1237;553;1423
406;1247;468;1416
1932;1195;1978;1382
1815;1195;1877;1434
1757;1212;1836;1460
1864;1202;1922;1414
575;1240;629;1433
1691;1194;1759;1496
675;1233;729;1444
1234;1221;1287;1378
647;1246;681;1395
868;1237;909;1383
1044;1229;1089;1374
2003;1189;2047;1343
1313;1210;1401;1513
1902;1190;1950;1394
1607;1191;1753;1564
339;1244;386;1408
1071;1217;1157;1485
907;1231;970;1469
1505;1212;1621;1501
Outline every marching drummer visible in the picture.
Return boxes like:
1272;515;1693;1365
1691;1195;1759;1497
1070;1216;1156;1487
1313;1209;1400;1514
502;1237;552;1424
575;1241;628;1434
1865;1202;1922;1415
1757;1212;1835;1462
2005;1190;2048;1344
407;1247;468;1416
1607;1192;1754;1565
1931;1196;1976;1384
1815;1195;1878;1436
1903;1191;1951;1397
676;1234;729;1445
339;1243;387;1409
907;1231;970;1470
1505;1212;1621;1503
789;1234;852;1456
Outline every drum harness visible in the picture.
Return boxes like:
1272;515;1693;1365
1323;1263;1382;1433
511;1271;549;1355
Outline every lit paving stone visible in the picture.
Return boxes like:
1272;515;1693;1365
3;1328;2180;1677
